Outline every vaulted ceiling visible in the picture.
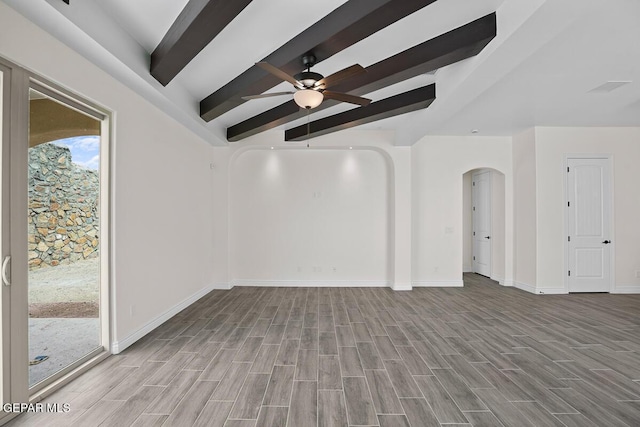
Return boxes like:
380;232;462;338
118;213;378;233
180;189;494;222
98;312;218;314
6;0;639;146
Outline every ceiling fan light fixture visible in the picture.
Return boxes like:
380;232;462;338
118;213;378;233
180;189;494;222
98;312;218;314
294;89;324;109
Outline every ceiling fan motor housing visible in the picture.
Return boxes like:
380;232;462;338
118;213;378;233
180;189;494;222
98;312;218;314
296;54;324;88
294;71;324;88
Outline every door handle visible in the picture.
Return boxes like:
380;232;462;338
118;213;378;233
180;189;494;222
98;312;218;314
484;236;491;240
602;240;611;244
1;256;10;286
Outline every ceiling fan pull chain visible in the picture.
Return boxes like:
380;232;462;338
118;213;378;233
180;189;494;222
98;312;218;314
306;108;312;147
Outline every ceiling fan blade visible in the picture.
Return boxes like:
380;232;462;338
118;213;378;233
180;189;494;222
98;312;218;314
316;64;365;88
323;91;371;106
242;91;294;100
256;62;301;87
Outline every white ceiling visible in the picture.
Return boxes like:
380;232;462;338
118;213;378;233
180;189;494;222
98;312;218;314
5;0;639;145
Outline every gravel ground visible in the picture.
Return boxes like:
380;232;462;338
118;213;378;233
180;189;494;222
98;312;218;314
28;258;101;386
29;257;99;303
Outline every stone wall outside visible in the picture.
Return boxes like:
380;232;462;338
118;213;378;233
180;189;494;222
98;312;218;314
28;143;99;270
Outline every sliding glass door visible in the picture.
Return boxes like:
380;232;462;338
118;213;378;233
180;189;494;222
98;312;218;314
0;56;110;418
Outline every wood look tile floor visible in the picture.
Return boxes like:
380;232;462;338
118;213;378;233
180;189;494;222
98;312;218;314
8;274;640;427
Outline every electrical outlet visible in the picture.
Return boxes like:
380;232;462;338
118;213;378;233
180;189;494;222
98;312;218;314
636;270;640;279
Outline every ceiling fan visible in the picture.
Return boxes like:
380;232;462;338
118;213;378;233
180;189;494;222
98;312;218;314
242;54;372;109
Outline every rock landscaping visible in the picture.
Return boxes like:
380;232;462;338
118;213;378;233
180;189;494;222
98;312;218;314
28;143;99;270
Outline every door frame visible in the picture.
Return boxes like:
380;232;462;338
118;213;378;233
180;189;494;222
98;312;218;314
472;169;492;277
1;59;15;425
1;55;31;420
564;154;615;293
0;55;112;417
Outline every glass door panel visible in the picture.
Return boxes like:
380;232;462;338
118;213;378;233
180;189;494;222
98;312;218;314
27;88;102;388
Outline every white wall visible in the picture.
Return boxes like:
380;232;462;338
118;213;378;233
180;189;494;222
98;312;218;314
412;136;513;286
212;129;410;289
0;3;215;351
229;147;389;285
513;128;537;291
211;147;231;289
535;127;640;293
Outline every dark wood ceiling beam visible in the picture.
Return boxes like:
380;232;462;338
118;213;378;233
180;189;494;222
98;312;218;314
151;0;255;86
227;13;496;141
200;0;438;122
284;84;436;141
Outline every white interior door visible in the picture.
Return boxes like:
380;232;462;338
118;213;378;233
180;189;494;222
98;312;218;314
567;157;612;292
472;170;491;277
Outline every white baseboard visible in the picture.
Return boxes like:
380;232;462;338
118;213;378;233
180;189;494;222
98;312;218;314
535;287;567;295
392;283;412;291
231;280;391;288
213;282;233;290
491;275;505;285
412;280;464;287
514;281;536;294
111;283;216;354
612;285;640;294
500;280;514;287
514;281;567;295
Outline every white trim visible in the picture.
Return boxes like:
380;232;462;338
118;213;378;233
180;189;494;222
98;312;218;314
501;280;515;287
231;280;391;288
213;282;233;290
111;283;216;354
412;280;464;287
392;283;412;291
612;285;640;294
491;275;505;284
514;281;536;294
535;288;567;295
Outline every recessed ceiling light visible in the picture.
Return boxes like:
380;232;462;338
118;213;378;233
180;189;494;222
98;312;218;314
270;146;274;150
349;147;353;150
589;81;632;93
